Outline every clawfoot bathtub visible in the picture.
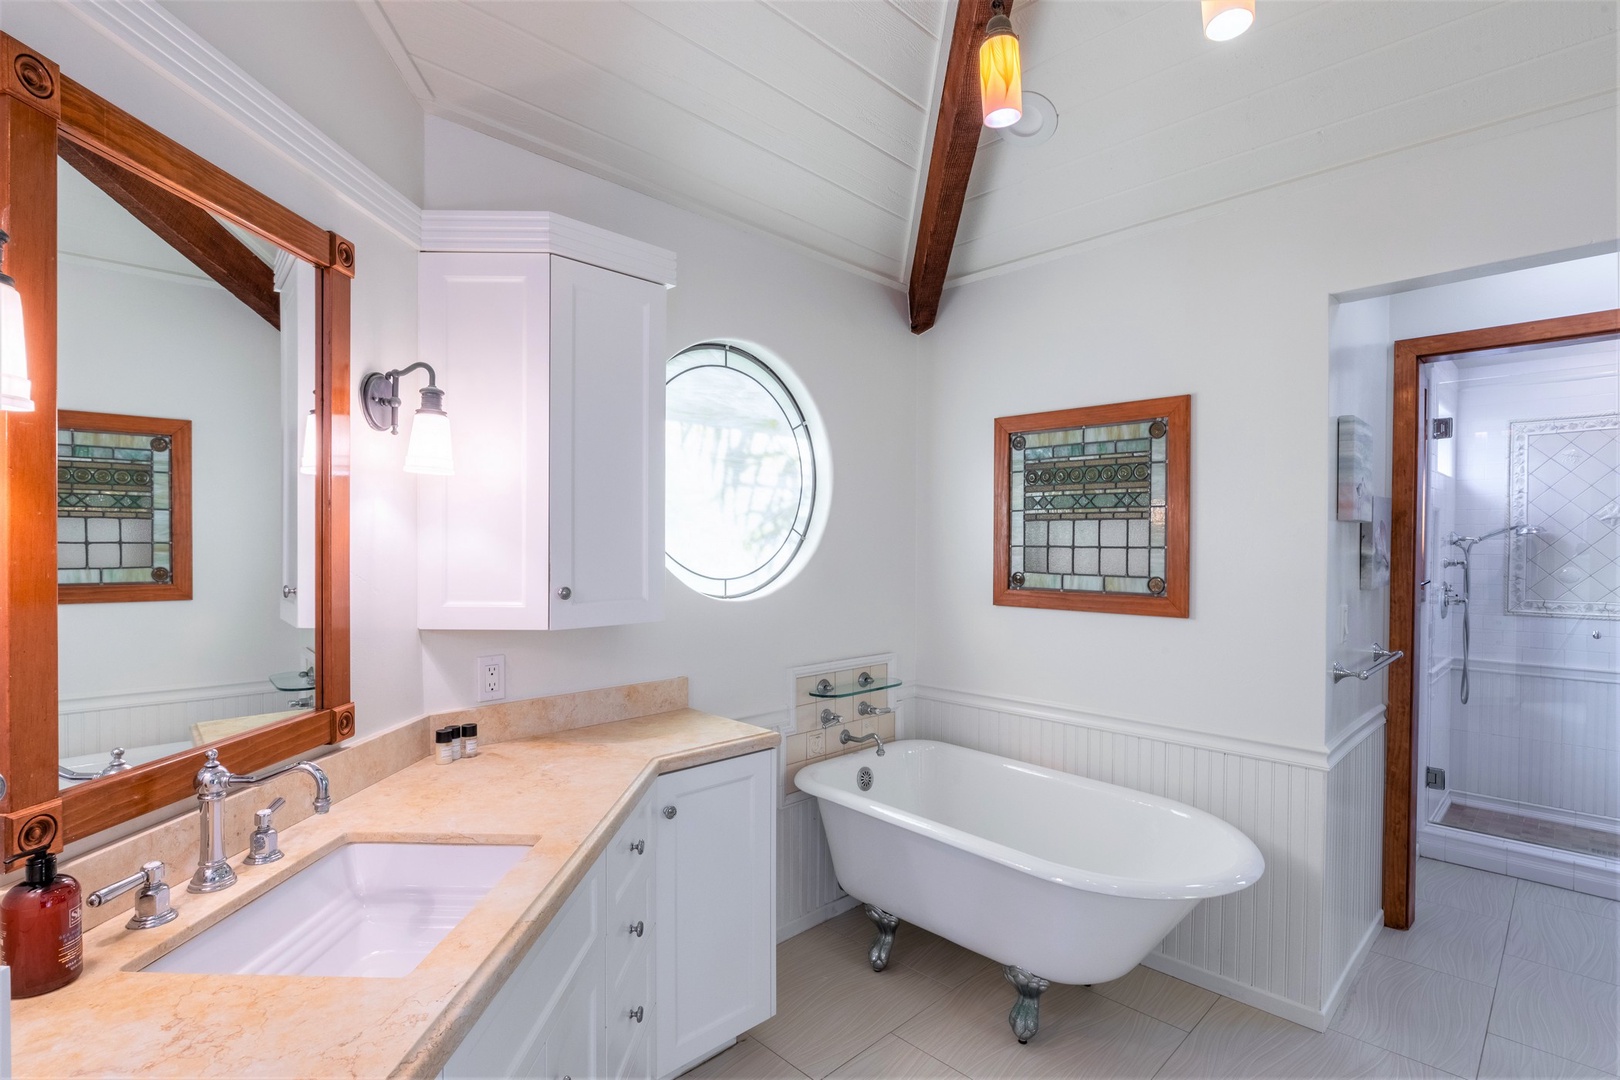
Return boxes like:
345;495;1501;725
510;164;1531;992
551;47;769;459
796;739;1264;1043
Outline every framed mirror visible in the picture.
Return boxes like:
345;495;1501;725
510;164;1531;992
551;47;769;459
0;36;354;859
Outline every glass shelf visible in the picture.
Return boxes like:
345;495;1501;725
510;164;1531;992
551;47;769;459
808;677;902;699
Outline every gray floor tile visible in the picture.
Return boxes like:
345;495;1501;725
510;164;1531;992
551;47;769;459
1158;997;1456;1079
750;925;950;1080
1489;955;1620;1074
683;1036;812;1080
897;966;1187;1079
823;907;999;989
1507;899;1620;984
825;1035;969;1079
1477;1035;1618;1080
1514;880;1620;922
1418;859;1519;920
1090;965;1218;1031
1374;899;1509;985
1331;953;1493;1076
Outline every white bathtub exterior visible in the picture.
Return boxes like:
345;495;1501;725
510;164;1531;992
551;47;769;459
795;739;1264;986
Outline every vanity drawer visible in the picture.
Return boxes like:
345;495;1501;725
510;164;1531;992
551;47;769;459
607;860;654;992
607;921;655;1080
607;789;655;905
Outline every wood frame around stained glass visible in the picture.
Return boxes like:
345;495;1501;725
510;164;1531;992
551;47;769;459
993;396;1190;618
56;410;192;604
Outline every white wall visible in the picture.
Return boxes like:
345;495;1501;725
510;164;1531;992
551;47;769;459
2;1;426;739
914;107;1617;757
419;117;921;727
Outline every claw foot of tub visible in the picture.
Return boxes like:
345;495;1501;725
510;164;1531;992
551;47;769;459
1003;966;1051;1044
863;904;900;972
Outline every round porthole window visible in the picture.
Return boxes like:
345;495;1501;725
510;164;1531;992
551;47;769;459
665;343;820;599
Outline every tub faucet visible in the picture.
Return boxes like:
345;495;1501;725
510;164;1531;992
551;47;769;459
189;750;330;894
840;729;885;756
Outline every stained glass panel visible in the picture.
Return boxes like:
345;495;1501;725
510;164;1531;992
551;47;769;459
57;419;182;588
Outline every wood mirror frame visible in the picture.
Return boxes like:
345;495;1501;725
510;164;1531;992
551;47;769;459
0;35;354;861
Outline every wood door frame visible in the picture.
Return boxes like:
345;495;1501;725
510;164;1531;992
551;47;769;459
1384;307;1619;929
0;35;356;859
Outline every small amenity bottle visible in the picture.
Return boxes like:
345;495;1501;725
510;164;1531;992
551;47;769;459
460;723;479;758
435;726;456;765
1;848;83;997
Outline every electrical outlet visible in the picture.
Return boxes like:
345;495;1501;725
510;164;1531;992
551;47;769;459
476;654;506;702
806;731;824;757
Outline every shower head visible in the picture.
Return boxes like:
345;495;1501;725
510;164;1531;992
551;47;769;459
1449;524;1542;552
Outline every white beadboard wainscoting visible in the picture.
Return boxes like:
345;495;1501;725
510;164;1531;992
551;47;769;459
893;690;1385;1030
58;681;295;759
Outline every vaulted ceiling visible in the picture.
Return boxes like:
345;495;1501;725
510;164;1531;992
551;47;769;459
359;0;1618;290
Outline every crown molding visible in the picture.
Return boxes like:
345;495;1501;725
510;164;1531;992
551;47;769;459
64;0;423;247
420;210;677;287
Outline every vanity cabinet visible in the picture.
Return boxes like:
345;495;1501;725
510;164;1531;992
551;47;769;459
417;247;667;631
440;749;775;1080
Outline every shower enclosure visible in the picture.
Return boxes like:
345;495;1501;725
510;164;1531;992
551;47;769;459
1414;329;1618;898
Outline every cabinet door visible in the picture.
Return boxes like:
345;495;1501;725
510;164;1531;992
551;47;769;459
277;256;316;629
548;256;665;629
655;750;776;1076
418;252;553;630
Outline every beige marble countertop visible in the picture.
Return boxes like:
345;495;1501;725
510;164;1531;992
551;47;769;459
11;709;778;1079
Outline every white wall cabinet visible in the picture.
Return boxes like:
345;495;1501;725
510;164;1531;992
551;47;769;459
440;749;775;1080
655;751;777;1078
417;249;667;631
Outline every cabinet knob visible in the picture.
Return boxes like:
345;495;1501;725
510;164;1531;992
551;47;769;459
557;586;572;600
629;920;644;937
629;1006;644;1024
282;585;297;598
662;805;677;819
629;839;645;855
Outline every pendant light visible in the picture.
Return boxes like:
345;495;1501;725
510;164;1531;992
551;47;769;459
0;231;34;413
1202;0;1255;41
979;0;1022;129
359;362;454;475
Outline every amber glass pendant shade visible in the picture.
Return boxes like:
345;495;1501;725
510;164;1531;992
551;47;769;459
979;6;1022;129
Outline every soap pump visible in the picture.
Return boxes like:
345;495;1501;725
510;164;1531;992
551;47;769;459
1;847;84;997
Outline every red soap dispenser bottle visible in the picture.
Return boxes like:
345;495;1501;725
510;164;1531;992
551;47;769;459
1;848;83;997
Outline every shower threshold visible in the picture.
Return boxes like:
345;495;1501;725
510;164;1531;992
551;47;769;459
1436;792;1620;859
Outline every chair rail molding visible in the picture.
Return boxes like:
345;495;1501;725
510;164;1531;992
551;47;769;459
60;0;423;246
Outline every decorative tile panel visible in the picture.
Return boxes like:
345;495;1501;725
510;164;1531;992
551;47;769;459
1508;413;1618;619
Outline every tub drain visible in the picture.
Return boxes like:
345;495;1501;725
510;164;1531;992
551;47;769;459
857;767;873;791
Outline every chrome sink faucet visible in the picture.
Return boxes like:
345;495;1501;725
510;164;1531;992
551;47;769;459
189;750;330;894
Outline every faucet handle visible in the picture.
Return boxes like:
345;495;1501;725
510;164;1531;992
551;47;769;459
245;797;288;867
88;861;179;930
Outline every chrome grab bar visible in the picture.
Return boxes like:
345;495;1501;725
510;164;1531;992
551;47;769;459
1332;643;1405;684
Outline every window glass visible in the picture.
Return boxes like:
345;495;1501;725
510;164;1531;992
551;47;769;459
665;344;817;598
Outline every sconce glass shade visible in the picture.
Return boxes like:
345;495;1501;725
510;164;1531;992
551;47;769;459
0;274;32;413
299;408;318;475
1202;0;1255;41
979;13;1022;129
404;407;453;476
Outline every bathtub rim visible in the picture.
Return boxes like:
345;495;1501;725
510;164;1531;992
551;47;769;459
797;739;1264;900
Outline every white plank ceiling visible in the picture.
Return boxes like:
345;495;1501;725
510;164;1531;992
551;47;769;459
361;0;1617;289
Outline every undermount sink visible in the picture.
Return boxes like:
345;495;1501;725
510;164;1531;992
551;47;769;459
144;843;531;978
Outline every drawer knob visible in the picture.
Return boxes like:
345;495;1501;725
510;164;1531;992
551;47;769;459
629;839;645;855
629;920;644;937
629;1006;644;1024
557;586;572;600
662;805;677;819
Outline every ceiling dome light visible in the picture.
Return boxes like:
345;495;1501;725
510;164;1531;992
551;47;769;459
1202;0;1255;41
980;0;1022;129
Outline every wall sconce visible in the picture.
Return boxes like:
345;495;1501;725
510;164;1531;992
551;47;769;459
0;231;34;413
1202;0;1255;41
979;0;1022;129
359;362;454;475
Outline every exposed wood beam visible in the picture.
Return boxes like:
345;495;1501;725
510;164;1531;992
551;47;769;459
59;139;280;329
908;0;1006;335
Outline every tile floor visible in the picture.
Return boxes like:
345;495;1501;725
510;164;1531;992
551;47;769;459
685;859;1619;1080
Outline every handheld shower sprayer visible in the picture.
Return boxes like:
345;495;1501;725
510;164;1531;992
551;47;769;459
1444;523;1542;703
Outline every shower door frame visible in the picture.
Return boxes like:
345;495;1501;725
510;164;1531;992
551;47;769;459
1385;307;1619;929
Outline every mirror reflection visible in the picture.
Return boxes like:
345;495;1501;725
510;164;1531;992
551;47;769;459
55;152;317;786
